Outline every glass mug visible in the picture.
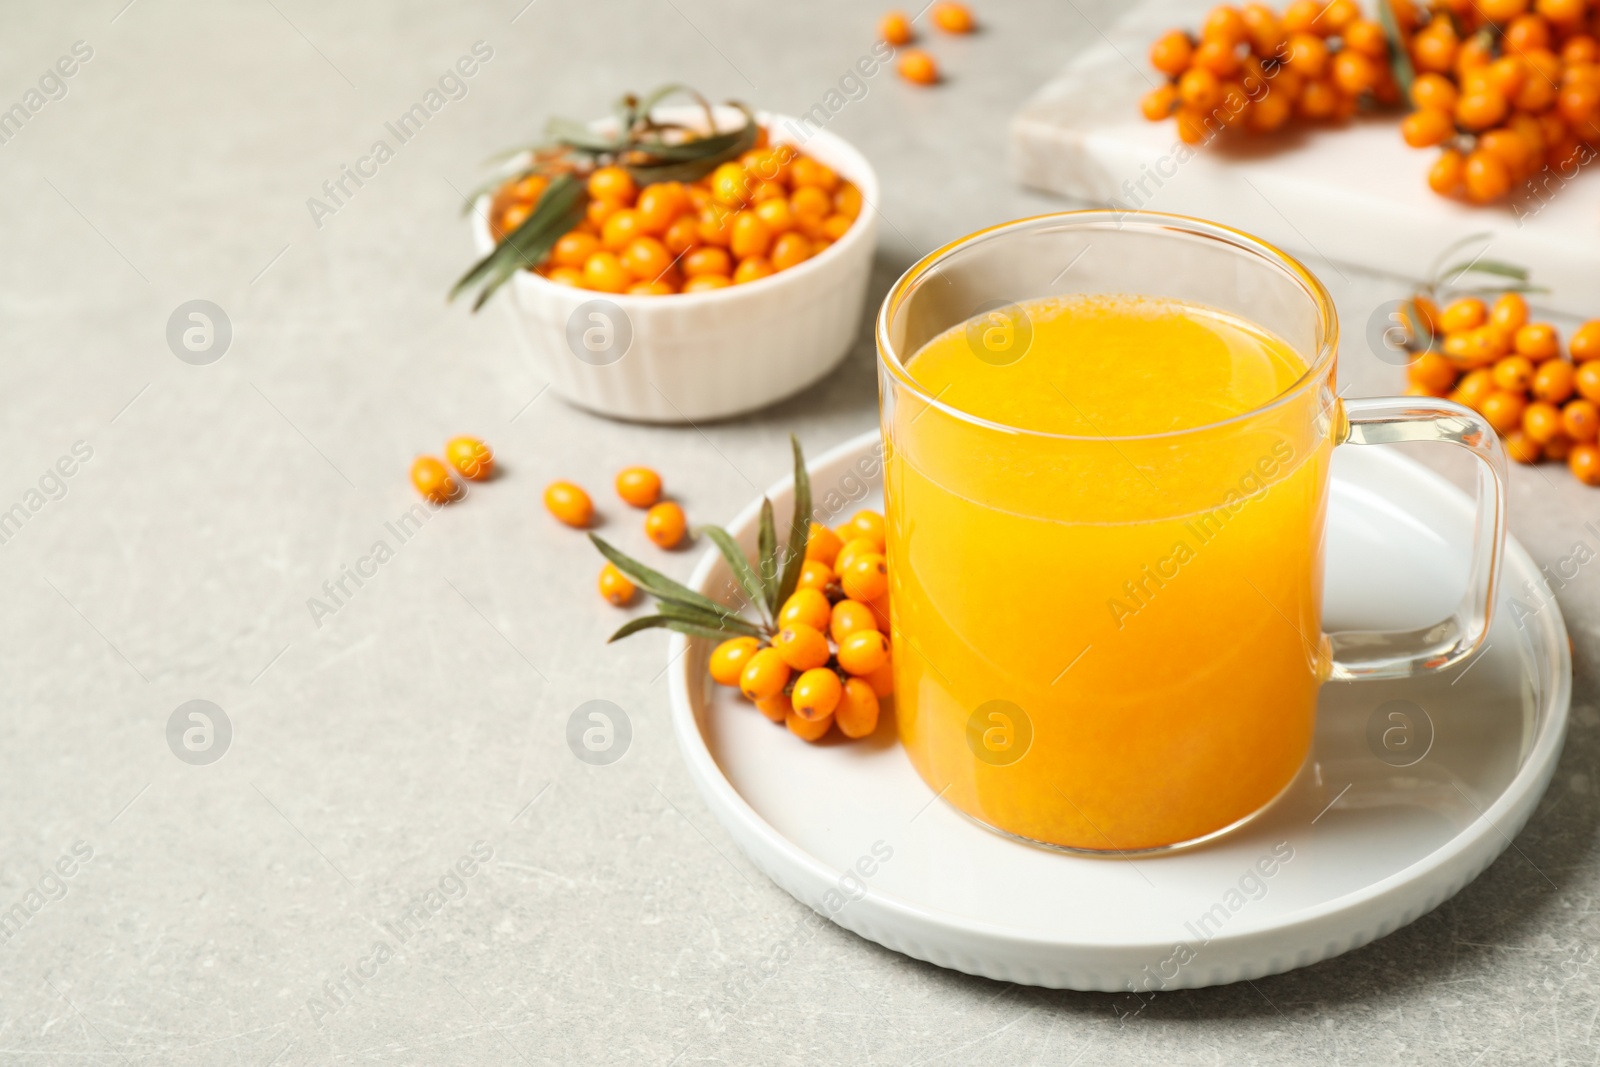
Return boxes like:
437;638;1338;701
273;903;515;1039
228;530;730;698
875;211;1507;853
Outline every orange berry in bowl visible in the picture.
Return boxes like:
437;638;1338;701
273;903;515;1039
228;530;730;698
898;49;939;85
634;181;687;234
1562;399;1600;442
1439;297;1488;334
833;536;879;576
834;183;863;220
755;692;792;723
845;510;887;549
710;636;760;686
601;208;648;252
544;481;593;527
739;647;791;701
771;232;812;272
1522;400;1564;443
755;197;795;234
779;588;832;631
835;678;881;738
582;251;631;293
1408;352;1458;394
732;257;775;285
837;630;891;676
682;274;731;293
552;231;601;269
830;599;878;644
710;162;752;208
729;212;772;259
682;246;732;278
932;1;975;34
598;562;636;606
1492;355;1536;393
789;157;839;193
1515;322;1561;360
1480;390;1528;436
614;467;662;508
1572;321;1600;362
587;165;636;204
791;668;843;720
644;500;687;548
626;280;676;295
841;552;889;602
1489;292;1530;334
663;215;700;256
411;456;457;503
621;236;673;282
1571;443;1600;486
1455;368;1496;408
797;559;834;592
804;522;844;567
774;623;831;671
444;436;494;480
1577;361;1600;403
1532;359;1575;403
547;266;584;287
786;707;833;741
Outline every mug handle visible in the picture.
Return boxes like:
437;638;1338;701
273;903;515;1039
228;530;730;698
1326;396;1509;682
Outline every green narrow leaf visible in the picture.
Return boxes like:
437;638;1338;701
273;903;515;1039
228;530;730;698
1441;258;1531;282
700;525;772;626
623;109;758;185
545;116;627;154
607;614;729;643
453;174;588;311
757;498;779;616
658;601;766;639
1426;232;1493;288
776;435;812;606
1376;0;1415;100
589;534;742;620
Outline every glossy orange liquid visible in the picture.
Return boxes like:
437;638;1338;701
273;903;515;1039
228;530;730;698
885;295;1332;851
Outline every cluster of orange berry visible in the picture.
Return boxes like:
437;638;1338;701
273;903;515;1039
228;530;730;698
709;510;894;744
1399;0;1600;202
410;436;494;502
489;136;862;296
878;3;977;86
1142;1;1402;144
1405;291;1600;483
541;467;690;600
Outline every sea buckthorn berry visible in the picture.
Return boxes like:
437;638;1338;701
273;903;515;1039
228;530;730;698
1455;368;1496;408
770;231;812;271
830;599;879;644
710;162;751;207
774;624;831;672
1533;359;1575;403
552;231;601;268
710;636;760;686
755;692;791;723
543;481;592;526
729;212;772;259
492;201;532;240
779;587;833;631
805;523;844;566
1493;355;1536;392
598;562;635;606
790;185;832;225
835;678;881;739
663;215;701;256
1505;429;1542;465
868;595;891;631
614;467;662;508
1141;84;1179;122
732;257;774;285
1297;78;1341;119
864;659;895;698
1193;38;1242;78
740;648;791;701
841;552;889;601
1545;434;1573;461
621;236;672;281
1412;23;1458;74
755;197;795;234
789;157;839;192
547;266;583;287
411;456;457;503
898;49;940;85
837;630;890;676
1571;444;1600;486
833;537;881;577
1480;390;1528;435
1409;352;1458;393
626;280;674;295
786;707;832;741
1562;34;1599;65
1562;399;1599;441
1464;149;1512;202
1411;73;1459;112
682;274;731;292
1523;400;1564;443
583;251;631;293
601;208;647;251
634;182;687;234
1489;293;1529;334
1444;326;1507;367
1578;362;1600;403
1150;29;1194;76
1457;90;1509;132
682;246;732;278
1402;108;1454;147
797;559;834;592
821;214;853;241
1179;67;1224;110
834;183;863;220
932;1;975;33
444;436;493;480
1343;18;1387;57
1428;148;1465;195
586;197;622;230
1249;90;1293;132
644;500;687;548
1332;50;1379;95
1284;33;1328;77
749;179;786;203
1572;321;1600;361
1440;297;1488;333
791;668;843;721
846;510;887;549
588;166;636;204
1515;322;1561;360
880;10;914;45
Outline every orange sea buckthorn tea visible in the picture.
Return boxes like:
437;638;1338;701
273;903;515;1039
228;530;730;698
876;212;1509;853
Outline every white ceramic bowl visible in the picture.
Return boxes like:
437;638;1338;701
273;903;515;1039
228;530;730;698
470;107;879;424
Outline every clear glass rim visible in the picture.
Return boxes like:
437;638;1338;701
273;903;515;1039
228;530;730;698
874;209;1340;444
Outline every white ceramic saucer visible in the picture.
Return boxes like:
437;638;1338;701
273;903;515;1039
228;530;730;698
667;431;1571;991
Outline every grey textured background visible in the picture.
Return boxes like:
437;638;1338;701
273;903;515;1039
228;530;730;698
1;1;1597;1064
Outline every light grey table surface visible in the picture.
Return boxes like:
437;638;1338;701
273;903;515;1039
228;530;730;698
3;1;1598;1064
